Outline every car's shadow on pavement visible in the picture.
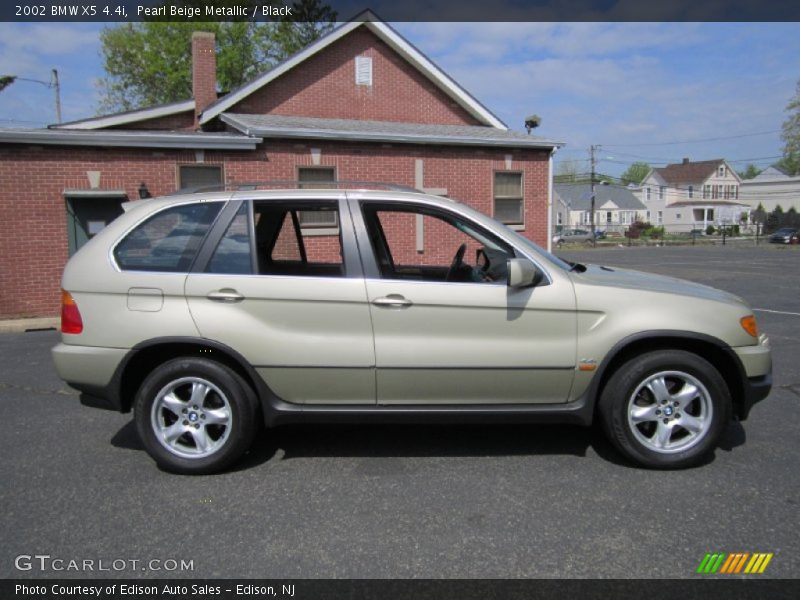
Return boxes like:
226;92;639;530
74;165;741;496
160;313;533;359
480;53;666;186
110;418;747;472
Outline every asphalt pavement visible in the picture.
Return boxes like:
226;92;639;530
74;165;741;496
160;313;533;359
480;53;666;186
0;244;798;579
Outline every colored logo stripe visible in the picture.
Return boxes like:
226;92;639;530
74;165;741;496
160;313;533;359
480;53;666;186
697;553;726;573
744;553;773;574
697;552;773;574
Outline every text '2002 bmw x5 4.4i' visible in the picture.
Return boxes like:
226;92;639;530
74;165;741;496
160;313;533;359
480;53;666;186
53;185;772;474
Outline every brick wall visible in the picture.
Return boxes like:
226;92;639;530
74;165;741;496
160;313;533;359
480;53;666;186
0;140;548;318
231;27;482;126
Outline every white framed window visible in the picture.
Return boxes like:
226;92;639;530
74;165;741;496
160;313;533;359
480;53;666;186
703;184;710;199
657;210;663;225
659;186;665;200
718;166;725;177
178;164;223;191
676;213;682;220
493;172;524;226
298;167;338;228
645;186;651;201
355;56;373;86
688;185;693;199
646;210;651;222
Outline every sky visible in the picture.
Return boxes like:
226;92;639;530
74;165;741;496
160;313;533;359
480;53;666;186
0;20;798;179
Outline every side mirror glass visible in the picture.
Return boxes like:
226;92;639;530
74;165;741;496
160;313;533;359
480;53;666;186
507;258;543;288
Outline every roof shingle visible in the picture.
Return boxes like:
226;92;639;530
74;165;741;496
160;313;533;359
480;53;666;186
652;159;725;185
221;113;561;148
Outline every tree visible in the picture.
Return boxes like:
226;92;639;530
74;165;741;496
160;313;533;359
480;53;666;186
752;202;767;226
620;162;651;185
775;153;800;177
97;0;336;112
555;160;580;183
779;78;800;176
738;164;762;180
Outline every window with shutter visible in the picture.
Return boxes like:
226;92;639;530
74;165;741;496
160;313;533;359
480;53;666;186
493;172;523;226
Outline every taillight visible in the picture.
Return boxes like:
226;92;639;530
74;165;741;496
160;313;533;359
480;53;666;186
61;289;83;334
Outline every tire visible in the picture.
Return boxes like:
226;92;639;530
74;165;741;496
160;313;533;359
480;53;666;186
134;357;258;474
598;350;731;469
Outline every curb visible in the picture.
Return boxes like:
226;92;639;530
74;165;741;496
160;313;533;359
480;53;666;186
0;317;59;334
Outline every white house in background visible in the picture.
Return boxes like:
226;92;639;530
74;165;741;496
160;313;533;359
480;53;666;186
637;158;750;232
739;165;800;213
554;183;647;234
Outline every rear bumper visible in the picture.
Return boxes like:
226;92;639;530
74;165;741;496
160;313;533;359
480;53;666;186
52;343;126;411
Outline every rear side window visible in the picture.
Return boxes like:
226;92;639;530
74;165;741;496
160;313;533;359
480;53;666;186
114;203;221;272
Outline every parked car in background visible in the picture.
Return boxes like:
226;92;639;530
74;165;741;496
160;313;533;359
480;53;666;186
553;229;607;246
553;229;592;246
769;228;799;244
53;186;771;474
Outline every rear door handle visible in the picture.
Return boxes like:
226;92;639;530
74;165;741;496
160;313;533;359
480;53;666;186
371;294;413;308
207;289;245;303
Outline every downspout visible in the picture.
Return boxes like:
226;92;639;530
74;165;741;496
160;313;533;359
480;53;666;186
547;146;558;253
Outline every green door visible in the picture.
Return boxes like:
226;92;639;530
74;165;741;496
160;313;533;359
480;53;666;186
66;195;126;256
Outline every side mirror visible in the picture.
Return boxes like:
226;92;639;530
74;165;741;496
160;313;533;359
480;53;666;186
507;258;543;288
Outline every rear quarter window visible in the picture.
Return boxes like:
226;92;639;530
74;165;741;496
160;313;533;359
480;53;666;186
114;202;221;272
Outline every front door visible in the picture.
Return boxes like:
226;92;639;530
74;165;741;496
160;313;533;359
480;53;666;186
65;195;126;255
355;200;577;405
184;197;376;405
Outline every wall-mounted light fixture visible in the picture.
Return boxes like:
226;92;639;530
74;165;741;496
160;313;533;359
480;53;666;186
138;182;151;199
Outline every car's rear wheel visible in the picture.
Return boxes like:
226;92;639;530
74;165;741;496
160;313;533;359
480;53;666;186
134;358;258;474
599;350;731;469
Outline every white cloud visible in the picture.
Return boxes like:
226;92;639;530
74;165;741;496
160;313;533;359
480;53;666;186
0;23;100;57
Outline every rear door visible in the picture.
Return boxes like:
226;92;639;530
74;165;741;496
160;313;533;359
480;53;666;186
184;196;376;404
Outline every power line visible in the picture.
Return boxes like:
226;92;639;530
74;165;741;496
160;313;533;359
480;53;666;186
602;129;781;147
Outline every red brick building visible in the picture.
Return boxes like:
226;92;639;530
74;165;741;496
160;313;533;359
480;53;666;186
0;13;559;319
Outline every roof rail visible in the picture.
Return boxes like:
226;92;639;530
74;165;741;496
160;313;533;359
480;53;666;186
170;180;420;195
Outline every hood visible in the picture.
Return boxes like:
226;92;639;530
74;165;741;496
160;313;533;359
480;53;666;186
572;264;746;306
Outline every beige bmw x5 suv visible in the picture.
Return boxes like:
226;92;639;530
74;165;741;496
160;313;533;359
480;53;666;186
53;186;772;473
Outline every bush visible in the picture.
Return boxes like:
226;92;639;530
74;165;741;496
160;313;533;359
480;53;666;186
641;225;664;239
706;225;716;235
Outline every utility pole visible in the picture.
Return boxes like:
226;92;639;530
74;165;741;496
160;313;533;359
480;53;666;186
0;69;62;124
51;69;61;124
590;144;598;246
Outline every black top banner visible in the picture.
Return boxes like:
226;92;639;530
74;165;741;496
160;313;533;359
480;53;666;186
3;0;800;22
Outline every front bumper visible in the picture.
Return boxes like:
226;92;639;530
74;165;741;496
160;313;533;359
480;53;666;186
731;334;772;420
739;373;772;420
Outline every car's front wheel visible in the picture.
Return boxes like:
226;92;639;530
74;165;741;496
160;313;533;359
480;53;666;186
599;350;731;469
134;358;258;474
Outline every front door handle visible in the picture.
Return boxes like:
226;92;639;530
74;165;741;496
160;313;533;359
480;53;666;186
371;294;413;308
207;289;245;303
